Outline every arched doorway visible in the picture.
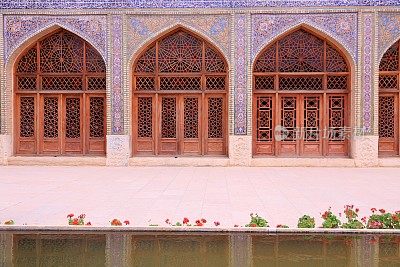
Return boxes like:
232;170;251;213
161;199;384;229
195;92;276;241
132;29;228;156
15;29;106;155
379;41;400;156
253;28;350;157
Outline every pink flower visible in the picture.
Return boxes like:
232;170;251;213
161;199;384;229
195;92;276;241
67;213;74;218
183;218;189;224
86;222;92;226
355;208;359;213
201;218;207;223
214;221;220;226
234;224;239;227
371;208;377;213
78;214;86;219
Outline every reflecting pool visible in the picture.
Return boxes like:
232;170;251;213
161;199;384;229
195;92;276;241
0;231;399;267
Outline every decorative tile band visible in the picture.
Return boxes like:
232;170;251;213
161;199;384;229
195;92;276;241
251;13;358;61
1;0;400;9
362;13;373;133
111;15;124;134
3;15;107;62
234;14;247;135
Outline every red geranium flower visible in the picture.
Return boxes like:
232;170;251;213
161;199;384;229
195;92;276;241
67;213;74;218
183;217;189;224
379;209;386;214
234;224;239;227
392;215;399;222
72;218;79;225
201;218;207;223
195;219;200;224
124;220;130;225
214;221;220;226
371;208;377;213
355;208;359;213
78;214;86;219
249;223;257;227
165;219;170;224
86;222;92;226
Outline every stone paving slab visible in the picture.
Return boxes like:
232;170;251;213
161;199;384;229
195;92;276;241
0;166;399;228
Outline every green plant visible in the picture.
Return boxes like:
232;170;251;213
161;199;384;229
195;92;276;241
245;213;268;227
341;205;364;229
297;215;315;228
321;208;341;228
367;208;398;229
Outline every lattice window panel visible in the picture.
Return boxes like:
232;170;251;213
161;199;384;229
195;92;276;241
326;44;348;72
43;97;59;138
87;77;106;91
40;32;84;73
255;76;274;90
280;97;297;141
138;97;152;138
278;30;324;72
41;76;83;91
379;96;395;138
206;76;226;90
89;97;104;138
158;31;202;73
205;46;226;72
135;46;156;73
85;45;106;73
327;76;348;90
65;98;81;138
208;97;223;138
160;77;201;91
279;76;323;90
161;97;176;138
304;97;320;141
379;75;398;90
254;45;276;73
256;96;273;142
184;98;199;138
329;96;345;141
380;42;399;71
17;47;37;73
135;77;155;91
18;76;37;91
19;97;35;138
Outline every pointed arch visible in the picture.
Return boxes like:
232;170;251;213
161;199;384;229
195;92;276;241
130;26;228;156
252;26;351;158
252;23;354;70
12;27;107;156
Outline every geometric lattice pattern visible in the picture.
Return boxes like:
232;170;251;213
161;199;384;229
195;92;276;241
327;76;348;90
256;96;273;142
66;98;81;138
161;97;177;138
17;47;37;73
43;97;59;138
42;76;83;91
87;77;106;91
280;97;297;141
136;77;155;91
304;96;320;141
379;96;395;138
380;42;399;72
329;96;345;141
279;76;323;90
89;97;104;138
255;76;274;90
206;76;226;90
184;97;199;138
18;76;36;91
208;97;223;138
138;97;152;138
19;97;35;138
379;75;398;90
160;77;201;91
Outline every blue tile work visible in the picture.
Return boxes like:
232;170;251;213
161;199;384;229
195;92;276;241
379;13;400;61
1;0;400;9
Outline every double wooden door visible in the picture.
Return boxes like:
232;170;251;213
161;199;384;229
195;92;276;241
134;93;226;156
379;93;399;155
254;93;348;157
16;93;106;155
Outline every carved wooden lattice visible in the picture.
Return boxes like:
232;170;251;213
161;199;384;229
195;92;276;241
379;40;400;155
138;97;153;138
161;97;177;139
15;29;106;155
253;28;349;156
379;96;395;138
19;97;35;138
66;98;81;138
43;97;59;138
133;29;227;156
89;97;104;138
184;98;199;138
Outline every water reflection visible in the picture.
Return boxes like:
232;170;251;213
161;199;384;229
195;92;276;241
2;233;400;267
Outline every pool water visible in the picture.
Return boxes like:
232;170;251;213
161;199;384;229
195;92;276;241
2;232;400;267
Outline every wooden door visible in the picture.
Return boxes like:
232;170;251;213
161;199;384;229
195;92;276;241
181;95;201;155
379;93;398;155
40;95;61;154
301;95;323;156
277;95;299;156
86;95;106;155
16;94;37;154
159;96;178;155
205;94;226;155
63;95;83;154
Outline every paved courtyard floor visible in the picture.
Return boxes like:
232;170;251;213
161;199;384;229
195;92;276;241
0;166;399;228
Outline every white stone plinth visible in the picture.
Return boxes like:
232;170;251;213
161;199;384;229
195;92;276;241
0;135;12;165
106;135;130;166
352;135;379;167
229;135;252;166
